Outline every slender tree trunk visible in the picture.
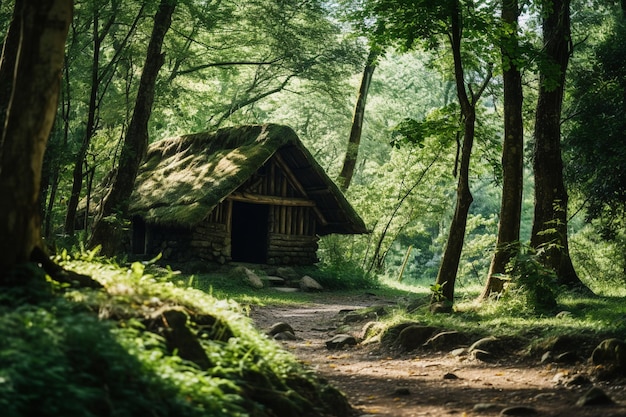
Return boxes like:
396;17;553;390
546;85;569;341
89;0;177;255
44;63;72;239
434;113;475;307
0;0;72;273
338;47;378;191
433;1;491;309
63;3;142;237
64;6;102;236
530;0;589;291
480;0;524;300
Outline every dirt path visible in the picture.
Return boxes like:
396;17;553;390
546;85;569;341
248;292;626;417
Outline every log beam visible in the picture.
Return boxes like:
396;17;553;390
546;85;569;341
228;192;316;207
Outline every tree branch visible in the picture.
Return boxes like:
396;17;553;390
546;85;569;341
172;58;284;78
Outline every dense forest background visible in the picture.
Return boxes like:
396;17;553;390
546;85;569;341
1;0;624;300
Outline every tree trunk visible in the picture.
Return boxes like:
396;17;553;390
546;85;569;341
338;47;378;191
480;0;524;300
530;0;589;291
0;4;20;140
434;112;475;306
432;1;491;308
0;0;72;273
64;6;102;236
44;64;72;239
89;0;177;255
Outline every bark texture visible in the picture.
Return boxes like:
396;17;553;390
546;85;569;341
89;0;176;255
0;0;72;274
530;0;589;291
480;0;524;300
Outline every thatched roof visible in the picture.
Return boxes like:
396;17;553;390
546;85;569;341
128;124;368;235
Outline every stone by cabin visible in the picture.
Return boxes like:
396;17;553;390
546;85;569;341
128;124;368;265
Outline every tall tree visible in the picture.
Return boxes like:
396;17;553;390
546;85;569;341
530;0;589;291
480;0;525;299
338;46;379;190
353;0;495;307
0;0;72;274
565;0;626;235
432;1;492;308
89;0;177;255
63;1;145;236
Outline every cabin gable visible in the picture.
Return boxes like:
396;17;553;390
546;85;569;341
129;124;366;266
135;155;319;265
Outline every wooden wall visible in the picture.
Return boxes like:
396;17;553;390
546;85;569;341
141;155;323;265
266;204;318;264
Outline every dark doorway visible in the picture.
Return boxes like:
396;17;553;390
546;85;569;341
131;216;146;254
231;202;269;263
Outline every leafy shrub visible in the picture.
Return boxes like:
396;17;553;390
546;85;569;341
315;235;378;290
495;245;558;316
300;260;377;291
0;304;207;417
0;257;352;417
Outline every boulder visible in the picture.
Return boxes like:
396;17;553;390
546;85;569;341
380;321;423;348
233;266;264;289
274;331;297;341
576;387;614;407
342;306;388;323
473;403;501;412
423;330;468;351
591;338;626;371
394;387;411;396
300;275;323;292
500;405;538;415
325;334;358;350
397;325;438;351
268;322;295;337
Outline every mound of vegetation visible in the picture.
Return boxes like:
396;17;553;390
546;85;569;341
0;252;355;417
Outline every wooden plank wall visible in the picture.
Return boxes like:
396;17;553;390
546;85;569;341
150;156;323;265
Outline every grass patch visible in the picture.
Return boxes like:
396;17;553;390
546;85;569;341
159;260;383;307
367;284;626;361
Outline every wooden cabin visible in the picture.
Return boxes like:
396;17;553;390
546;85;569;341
128;124;368;265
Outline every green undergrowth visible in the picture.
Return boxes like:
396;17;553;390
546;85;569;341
0;254;353;417
366;265;626;358
366;286;626;360
163;260;381;307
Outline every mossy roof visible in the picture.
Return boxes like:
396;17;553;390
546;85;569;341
128;124;368;235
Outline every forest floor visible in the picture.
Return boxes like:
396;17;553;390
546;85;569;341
248;291;626;417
